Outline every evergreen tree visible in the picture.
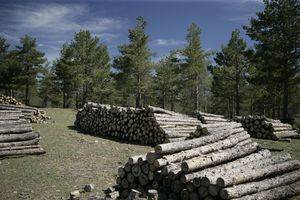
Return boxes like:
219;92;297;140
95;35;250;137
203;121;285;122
39;64;60;107
212;29;248;116
16;35;45;105
153;51;181;111
244;0;300;121
114;16;152;108
181;23;208;113
70;30;111;107
54;44;77;108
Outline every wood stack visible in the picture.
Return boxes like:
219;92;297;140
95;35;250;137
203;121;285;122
0;103;49;123
0;94;22;105
236;115;299;140
109;127;300;200
0;110;45;157
149;106;201;143
75;103;201;145
194;111;228;124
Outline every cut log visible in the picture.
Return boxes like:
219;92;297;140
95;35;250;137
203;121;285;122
216;159;300;187
155;127;245;154
202;152;292;186
0;132;39;142
0;124;33;134
220;169;300;199
181;150;271;183
0;138;40;148
181;142;258;173
154;131;249;167
231;181;300;200
0;145;41;151
0;147;45;157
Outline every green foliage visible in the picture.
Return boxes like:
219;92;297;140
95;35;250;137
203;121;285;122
244;0;300;121
210;29;248;117
181;23;210;114
153;51;182;110
54;30;112;108
16;35;46;105
113;16;152;108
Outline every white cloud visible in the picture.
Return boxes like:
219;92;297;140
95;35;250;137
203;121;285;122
2;3;125;33
153;39;186;46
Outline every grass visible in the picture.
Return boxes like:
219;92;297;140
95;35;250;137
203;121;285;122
0;108;299;199
0;108;151;200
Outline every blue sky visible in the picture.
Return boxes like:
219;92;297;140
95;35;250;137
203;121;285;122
0;0;263;62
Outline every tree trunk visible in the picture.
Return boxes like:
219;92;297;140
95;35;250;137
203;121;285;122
220;169;300;199
63;92;67;108
282;80;289;122
25;83;29;105
231;181;300;200
235;77;240;116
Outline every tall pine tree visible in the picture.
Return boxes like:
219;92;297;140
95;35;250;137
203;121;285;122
181;23;208;113
244;0;300;121
114;16;152;108
212;29;248;116
16;35;45;105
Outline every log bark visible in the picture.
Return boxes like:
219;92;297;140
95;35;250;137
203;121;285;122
202;152;292;186
216;160;300;187
220;169;300;199
181;142;258;173
154;131;250;167
231;181;300;200
0;145;41;151
0;138;40;148
0;124;32;134
181;150;271;183
0;132;39;142
0;147;45;157
155;127;245;154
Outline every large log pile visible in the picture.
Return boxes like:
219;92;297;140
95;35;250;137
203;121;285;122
0;94;22;105
107;127;300;200
0;103;49;123
194;111;228;124
75;102;201;145
0;110;45;157
236;115;299;140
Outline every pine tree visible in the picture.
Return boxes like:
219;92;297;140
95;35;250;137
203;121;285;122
212;29;248;116
181;23;208;113
70;30;111;107
114;16;152;108
244;0;300;121
16;35;45;105
153;51;181;111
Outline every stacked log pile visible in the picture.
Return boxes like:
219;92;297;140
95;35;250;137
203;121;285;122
109;127;300;200
0;110;45;157
0;94;22;105
236;115;299;140
194;111;228;124
0;103;49;123
75;103;201;145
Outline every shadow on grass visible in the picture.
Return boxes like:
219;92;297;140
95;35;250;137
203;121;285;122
67;125;154;147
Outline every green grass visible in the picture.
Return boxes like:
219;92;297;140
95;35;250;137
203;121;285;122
0;108;299;199
0;108;151;200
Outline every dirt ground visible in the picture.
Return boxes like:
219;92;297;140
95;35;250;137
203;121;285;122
0;108;299;200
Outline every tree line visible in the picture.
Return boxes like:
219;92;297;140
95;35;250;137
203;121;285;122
0;0;299;123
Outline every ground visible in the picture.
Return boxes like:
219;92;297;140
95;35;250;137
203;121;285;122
0;108;299;200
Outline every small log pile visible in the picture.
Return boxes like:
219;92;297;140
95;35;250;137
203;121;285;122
75;102;201;145
194;111;229;124
108;127;300;200
0;103;49;123
236;115;299;140
0;110;45;157
0;94;22;105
